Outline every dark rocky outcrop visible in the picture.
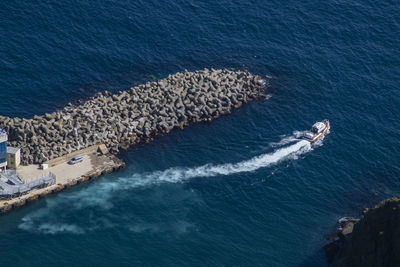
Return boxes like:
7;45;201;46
325;197;400;266
0;68;267;165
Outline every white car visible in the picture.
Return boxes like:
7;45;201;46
68;155;83;165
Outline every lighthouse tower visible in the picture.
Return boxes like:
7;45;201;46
0;129;7;170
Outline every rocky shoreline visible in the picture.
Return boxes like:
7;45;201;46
324;197;400;266
0;68;267;165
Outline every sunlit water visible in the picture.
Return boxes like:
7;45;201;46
0;0;399;266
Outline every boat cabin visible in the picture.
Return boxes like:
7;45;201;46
312;122;326;134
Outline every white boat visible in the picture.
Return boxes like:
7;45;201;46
303;120;330;143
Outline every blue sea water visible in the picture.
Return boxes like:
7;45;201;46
0;0;399;266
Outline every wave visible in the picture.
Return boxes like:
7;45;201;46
19;138;313;234
29;139;313;212
270;135;300;147
62;139;313;211
154;139;311;182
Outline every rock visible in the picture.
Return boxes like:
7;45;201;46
97;144;109;155
325;197;400;267
44;113;55;121
1;69;267;164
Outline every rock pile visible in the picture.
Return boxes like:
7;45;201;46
0;68;267;165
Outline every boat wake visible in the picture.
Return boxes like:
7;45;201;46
19;135;315;234
64;138;313;208
270;134;300;147
149;139;311;183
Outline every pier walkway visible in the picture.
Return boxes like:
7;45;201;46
0;144;125;214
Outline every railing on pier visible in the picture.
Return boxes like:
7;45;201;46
0;172;56;200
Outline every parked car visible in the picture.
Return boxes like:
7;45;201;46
68;155;83;165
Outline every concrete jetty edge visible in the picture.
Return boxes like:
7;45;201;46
0;152;125;215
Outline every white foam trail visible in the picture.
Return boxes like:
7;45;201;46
270;135;299;147
19;140;313;233
85;140;312;195
55;139;312;211
154;140;311;182
292;130;306;138
19;213;85;234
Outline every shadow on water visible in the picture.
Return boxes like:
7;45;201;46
335;164;400;215
298;249;329;267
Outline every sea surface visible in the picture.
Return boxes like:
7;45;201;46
0;0;399;266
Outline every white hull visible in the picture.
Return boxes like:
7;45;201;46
303;120;330;143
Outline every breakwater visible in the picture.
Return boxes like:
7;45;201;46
0;68;266;165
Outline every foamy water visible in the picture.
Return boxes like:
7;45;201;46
19;136;313;234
